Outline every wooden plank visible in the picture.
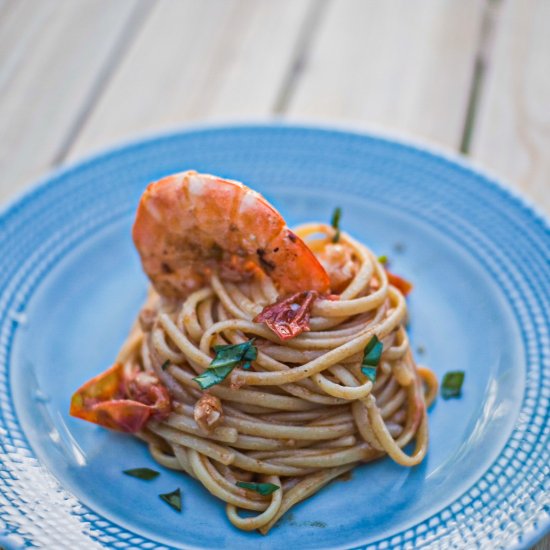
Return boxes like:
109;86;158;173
534;534;550;550
286;0;485;149
0;0;143;203
0;0;9;19
471;0;550;214
67;0;314;161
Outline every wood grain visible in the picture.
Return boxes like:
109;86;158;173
67;0;315;161
0;0;143;203
286;0;485;149
471;0;550;214
534;532;550;549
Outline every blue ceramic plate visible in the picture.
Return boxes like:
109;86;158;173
0;125;548;550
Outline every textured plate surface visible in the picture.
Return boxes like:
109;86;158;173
0;124;548;550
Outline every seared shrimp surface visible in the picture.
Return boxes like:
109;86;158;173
133;170;330;299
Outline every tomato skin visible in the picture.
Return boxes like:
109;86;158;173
70;363;171;433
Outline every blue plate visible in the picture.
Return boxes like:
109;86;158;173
0;124;548;550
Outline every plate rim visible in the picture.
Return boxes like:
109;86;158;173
1;122;549;549
2;120;549;232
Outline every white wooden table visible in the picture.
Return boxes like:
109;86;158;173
1;1;548;548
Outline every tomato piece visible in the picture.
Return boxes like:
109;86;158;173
70;363;171;433
386;270;413;296
254;290;318;340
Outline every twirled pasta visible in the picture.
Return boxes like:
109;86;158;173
115;224;435;533
71;171;437;534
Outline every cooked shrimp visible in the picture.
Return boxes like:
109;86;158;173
194;393;223;433
316;242;359;293
132;170;330;299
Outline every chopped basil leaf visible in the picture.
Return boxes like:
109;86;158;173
211;340;257;367
123;467;160;480
194;340;257;389
161;360;170;371
441;371;465;399
241;344;257;370
159;488;182;512
331;207;342;243
193;365;235;390
331;206;342;228
361;365;377;383
378;255;388;265
361;335;383;382
363;335;383;365
236;481;280;495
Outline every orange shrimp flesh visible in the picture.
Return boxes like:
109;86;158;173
132;171;330;299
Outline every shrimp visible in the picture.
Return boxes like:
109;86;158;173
316;242;359;293
132;170;330;299
194;393;223;433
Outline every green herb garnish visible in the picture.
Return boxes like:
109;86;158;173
441;371;465;399
236;481;280;495
161;360;170;371
159;488;182;511
378;255;388;265
193;340;257;389
331;207;342;243
192;365;235;390
123;467;160;480
212;340;257;370
361;335;383;382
